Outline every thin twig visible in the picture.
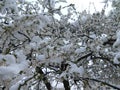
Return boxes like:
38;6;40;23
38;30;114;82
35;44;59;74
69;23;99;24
18;31;31;42
75;51;93;63
82;77;120;90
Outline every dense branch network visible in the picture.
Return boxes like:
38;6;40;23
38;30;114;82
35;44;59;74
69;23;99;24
0;0;120;90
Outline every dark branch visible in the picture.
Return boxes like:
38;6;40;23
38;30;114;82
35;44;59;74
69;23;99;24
92;56;120;67
75;52;93;63
61;61;69;71
63;79;70;90
82;77;120;90
36;66;52;90
103;38;116;46
18;74;37;90
18;31;31;42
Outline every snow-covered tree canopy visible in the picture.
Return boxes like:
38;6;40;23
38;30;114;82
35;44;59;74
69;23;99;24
0;0;120;90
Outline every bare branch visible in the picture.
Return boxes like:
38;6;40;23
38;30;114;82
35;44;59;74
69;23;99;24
81;77;120;90
18;31;31;42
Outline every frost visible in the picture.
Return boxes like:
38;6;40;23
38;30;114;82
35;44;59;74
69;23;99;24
0;54;4;61
116;30;120;38
51;80;64;90
0;60;29;80
30;36;50;49
63;39;69;44
39;14;52;26
0;0;120;89
49;57;63;64
9;82;20;90
24;45;31;54
31;36;41;44
100;34;108;42
0;50;29;80
81;15;88;23
96;46;101;51
113;52;120;64
64;30;71;39
15;61;29;72
18;0;25;3
30;42;37;49
36;54;45;61
2;0;18;14
89;33;96;39
0;27;3;32
113;30;120;48
30;36;41;49
61;44;73;52
50;0;55;9
60;72;67;79
113;38;120;48
10;76;32;90
15;50;26;62
69;62;84;76
0;54;16;65
0;66;15;80
3;54;16;65
75;47;86;54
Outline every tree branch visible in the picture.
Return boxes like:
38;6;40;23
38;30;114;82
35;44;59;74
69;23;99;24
92;56;120;67
63;79;70;90
82;77;120;90
18;31;31;42
75;52;93;63
18;74;37;90
36;66;52;90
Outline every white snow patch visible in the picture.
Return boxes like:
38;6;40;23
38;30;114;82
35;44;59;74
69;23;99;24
50;57;63;64
36;54;45;61
10;76;32;90
113;52;120;64
61;44;73;52
3;54;16;65
89;33;97;39
2;0;18;14
69;62;84;76
0;66;15;80
100;34;108;42
113;38;120;48
113;30;120;48
15;50;26;62
31;36;41;44
0;54;4;61
30;42;37;49
75;47;86;54
52;81;65;90
0;60;29;80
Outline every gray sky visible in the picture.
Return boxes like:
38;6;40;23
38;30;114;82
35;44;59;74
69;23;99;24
26;0;112;14
67;0;112;14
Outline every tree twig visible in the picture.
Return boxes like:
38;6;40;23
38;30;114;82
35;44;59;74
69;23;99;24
82;77;120;90
75;51;93;63
18;31;31;42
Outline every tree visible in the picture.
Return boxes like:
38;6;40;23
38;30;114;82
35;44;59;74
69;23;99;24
0;0;120;90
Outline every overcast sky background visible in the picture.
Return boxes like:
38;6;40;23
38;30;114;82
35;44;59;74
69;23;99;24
27;0;112;14
67;0;112;14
